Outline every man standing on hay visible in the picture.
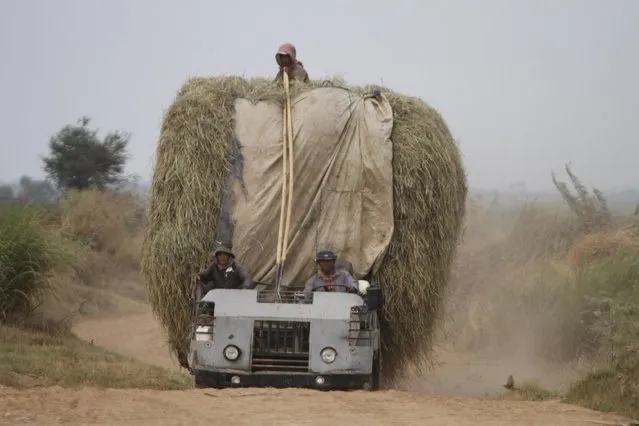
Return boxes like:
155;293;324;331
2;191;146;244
274;42;309;83
192;246;254;297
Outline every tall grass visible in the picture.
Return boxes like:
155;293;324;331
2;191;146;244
58;189;146;296
0;190;149;333
58;189;146;258
0;204;74;325
564;349;639;420
446;190;639;364
445;189;639;419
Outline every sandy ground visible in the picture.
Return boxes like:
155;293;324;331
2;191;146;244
73;310;181;370
1;308;634;426
2;385;634;426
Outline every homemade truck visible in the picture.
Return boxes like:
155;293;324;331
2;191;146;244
187;277;383;391
185;79;391;391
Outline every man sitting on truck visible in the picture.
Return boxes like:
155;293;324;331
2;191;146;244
302;250;359;300
192;245;254;298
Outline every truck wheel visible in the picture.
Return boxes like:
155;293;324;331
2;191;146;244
194;372;208;388
178;351;190;370
370;353;381;391
194;372;219;389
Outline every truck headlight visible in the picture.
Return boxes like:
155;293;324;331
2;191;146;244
320;347;337;364
223;344;241;361
196;325;213;334
195;325;214;341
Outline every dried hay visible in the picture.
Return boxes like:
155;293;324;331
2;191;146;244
59;189;145;256
507;202;580;263
141;76;467;382
571;224;639;266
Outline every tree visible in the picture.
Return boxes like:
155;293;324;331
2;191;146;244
17;175;57;203
0;184;14;199
42;117;129;192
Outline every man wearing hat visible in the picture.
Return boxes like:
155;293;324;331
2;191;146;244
274;42;309;83
193;245;254;297
302;250;359;300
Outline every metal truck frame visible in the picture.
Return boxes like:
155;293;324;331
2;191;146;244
187;279;383;391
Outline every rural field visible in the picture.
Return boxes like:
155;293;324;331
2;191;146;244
1;171;638;425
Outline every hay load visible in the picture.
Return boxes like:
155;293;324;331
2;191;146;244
141;76;467;382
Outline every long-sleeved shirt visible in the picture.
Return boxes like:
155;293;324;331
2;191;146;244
302;269;358;300
197;260;254;290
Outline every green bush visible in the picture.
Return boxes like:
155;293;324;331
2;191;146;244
0;204;73;324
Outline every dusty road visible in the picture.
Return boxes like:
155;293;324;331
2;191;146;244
1;308;634;426
2;385;634;426
73;310;180;370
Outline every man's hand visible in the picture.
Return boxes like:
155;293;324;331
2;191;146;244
348;284;365;298
191;275;201;298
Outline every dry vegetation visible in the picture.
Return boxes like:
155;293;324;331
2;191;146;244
0;189;190;390
0;325;189;389
440;165;639;419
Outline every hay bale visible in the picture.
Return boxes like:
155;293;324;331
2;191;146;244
141;76;467;382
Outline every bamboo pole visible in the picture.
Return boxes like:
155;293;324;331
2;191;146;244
276;106;287;267
282;71;295;258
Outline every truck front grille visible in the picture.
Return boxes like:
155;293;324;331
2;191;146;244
251;320;310;372
255;289;311;304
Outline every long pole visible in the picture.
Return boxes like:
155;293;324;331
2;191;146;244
275;71;294;301
282;72;295;257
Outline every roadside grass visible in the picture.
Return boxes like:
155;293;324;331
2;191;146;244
497;382;561;402
498;360;639;421
0;324;191;390
563;351;639;421
0;203;76;327
0;193;191;392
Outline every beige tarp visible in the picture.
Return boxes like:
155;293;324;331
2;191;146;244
229;87;394;286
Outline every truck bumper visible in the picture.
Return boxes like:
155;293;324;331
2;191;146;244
193;370;372;391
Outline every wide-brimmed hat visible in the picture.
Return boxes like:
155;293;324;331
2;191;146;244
214;246;235;258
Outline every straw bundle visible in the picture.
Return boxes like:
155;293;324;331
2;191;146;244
141;76;467;382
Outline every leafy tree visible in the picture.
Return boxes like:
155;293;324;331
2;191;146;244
42;117;129;191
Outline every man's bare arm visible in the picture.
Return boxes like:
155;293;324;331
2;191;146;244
197;263;215;282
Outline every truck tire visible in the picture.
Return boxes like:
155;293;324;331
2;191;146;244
370;352;381;391
178;351;190;370
194;372;220;389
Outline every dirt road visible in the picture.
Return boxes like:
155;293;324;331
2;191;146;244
73;310;180;370
2;309;633;426
2;385;634;426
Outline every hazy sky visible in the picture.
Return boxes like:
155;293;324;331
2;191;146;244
1;0;637;191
